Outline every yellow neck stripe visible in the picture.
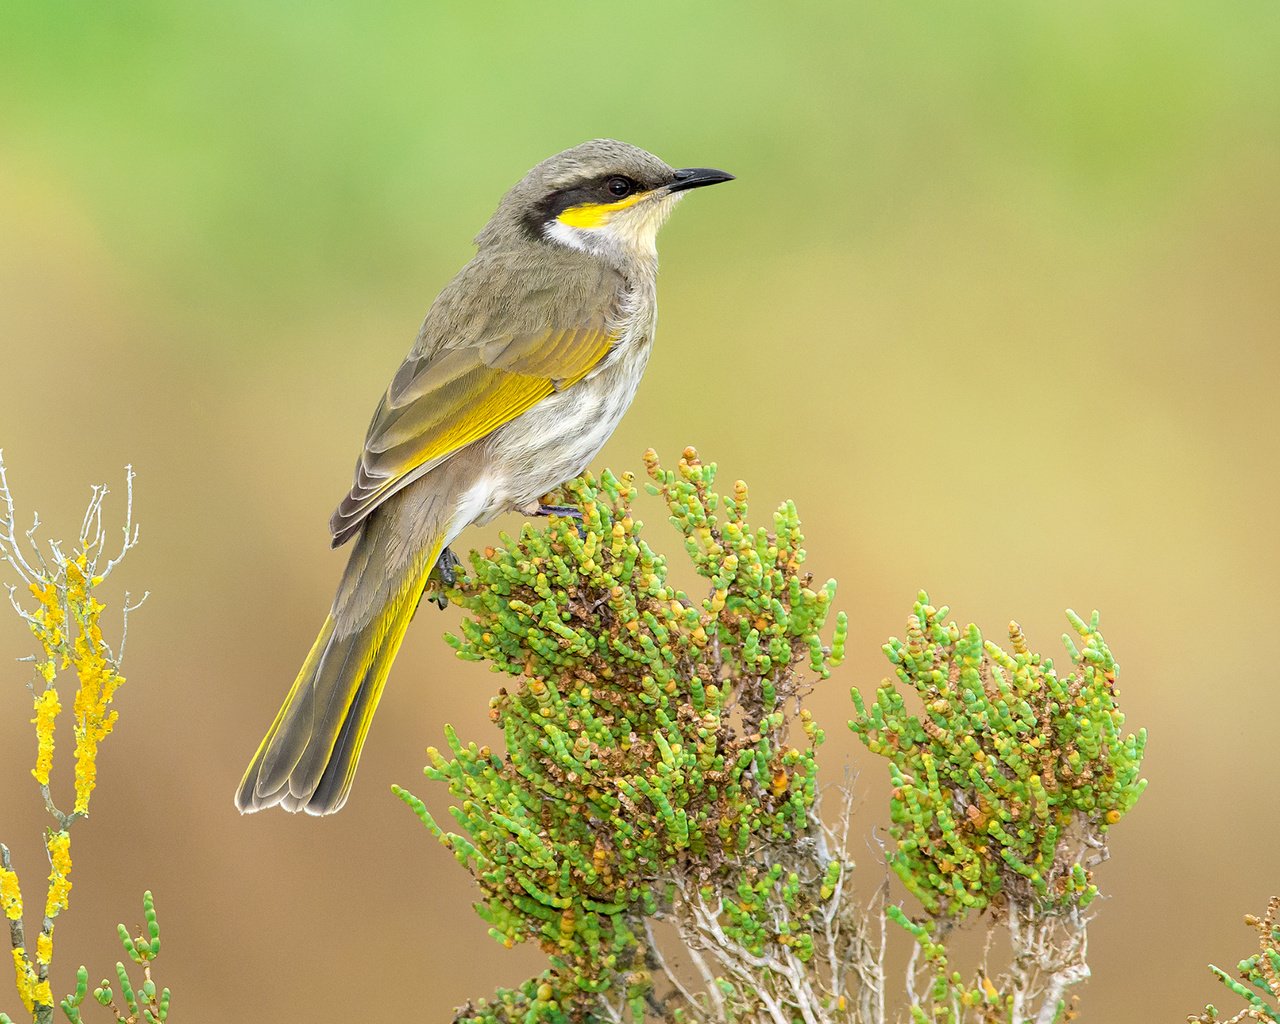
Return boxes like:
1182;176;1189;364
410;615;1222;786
556;191;646;229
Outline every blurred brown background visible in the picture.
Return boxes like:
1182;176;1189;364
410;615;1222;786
1;2;1277;1020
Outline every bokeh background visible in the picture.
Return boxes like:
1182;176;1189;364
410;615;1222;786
2;2;1277;1019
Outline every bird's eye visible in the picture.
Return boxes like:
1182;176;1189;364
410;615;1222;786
606;176;634;198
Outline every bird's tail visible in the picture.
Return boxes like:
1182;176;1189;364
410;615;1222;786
235;521;444;816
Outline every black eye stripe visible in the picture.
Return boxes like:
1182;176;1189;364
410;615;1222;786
523;174;651;240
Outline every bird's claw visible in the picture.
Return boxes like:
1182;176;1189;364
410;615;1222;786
525;503;588;539
527;503;583;520
419;546;463;613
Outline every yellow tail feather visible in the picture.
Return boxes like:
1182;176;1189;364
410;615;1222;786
236;537;442;815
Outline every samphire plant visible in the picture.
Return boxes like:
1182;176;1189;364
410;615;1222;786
394;447;1149;1023
1189;897;1280;1024
6;446;1265;1021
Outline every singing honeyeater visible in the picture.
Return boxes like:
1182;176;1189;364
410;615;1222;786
236;139;733;815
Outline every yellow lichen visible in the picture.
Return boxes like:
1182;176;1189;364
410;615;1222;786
0;866;22;920
10;946;35;1014
35;930;52;967
26;577;65;682
44;830;72;920
2;465;143;1018
30;687;60;786
66;555;123;815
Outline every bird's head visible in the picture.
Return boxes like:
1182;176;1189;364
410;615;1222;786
478;139;734;267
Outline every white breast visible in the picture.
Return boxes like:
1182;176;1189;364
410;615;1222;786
476;289;656;520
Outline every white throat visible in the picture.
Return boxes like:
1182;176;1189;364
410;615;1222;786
543;193;683;267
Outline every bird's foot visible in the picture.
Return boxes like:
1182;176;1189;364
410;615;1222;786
419;546;463;613
525;503;583;520
436;546;462;586
520;501;587;539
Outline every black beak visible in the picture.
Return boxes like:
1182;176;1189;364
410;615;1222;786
667;167;735;193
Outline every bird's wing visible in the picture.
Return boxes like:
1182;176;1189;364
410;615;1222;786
329;318;615;544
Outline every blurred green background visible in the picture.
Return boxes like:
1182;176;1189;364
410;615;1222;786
1;1;1277;1019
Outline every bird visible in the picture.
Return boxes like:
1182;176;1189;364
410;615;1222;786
235;139;733;815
